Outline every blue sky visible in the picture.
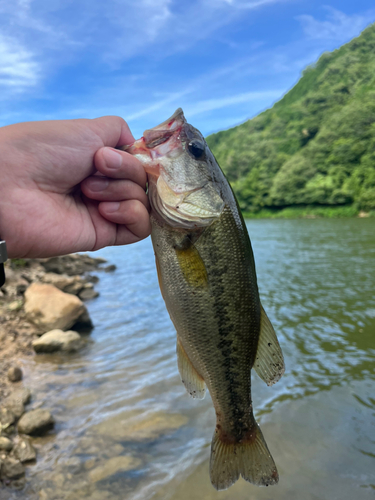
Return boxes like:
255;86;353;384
1;0;374;138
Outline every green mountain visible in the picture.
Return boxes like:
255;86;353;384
206;24;375;215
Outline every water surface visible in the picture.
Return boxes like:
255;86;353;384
5;218;375;500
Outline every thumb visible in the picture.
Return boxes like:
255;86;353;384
89;116;136;148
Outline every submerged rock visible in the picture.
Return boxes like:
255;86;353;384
32;329;82;353
2;457;25;479
24;283;88;331
13;438;36;462
92;410;188;441
104;264;116;273
88;455;142;483
17;409;54;436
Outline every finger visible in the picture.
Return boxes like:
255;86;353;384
94;147;147;188
90;116;135;148
99;200;151;240
81;177;150;210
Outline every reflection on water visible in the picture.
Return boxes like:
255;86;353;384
4;219;375;500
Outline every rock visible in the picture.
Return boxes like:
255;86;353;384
53;473;65;488
63;456;82;474
92;410;188;441
88;456;142;483
16;278;29;295
41;273;85;295
78;288;99;300
4;398;24;419
7;388;32;406
0;408;16;429
2;457;25;479
39;254;106;276
7;366;23;382
17;409;54;435
7;300;23;312
72;309;93;331
24;283;88;331
86;274;99;284
32;329;82;353
104;264;116;273
13;438;36;462
0;437;13;451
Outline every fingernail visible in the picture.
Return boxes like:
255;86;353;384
87;177;109;192
103;148;123;169
104;202;120;213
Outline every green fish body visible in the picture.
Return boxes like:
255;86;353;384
124;109;285;490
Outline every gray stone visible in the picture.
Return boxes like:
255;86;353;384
2;457;25;479
24;283;87;331
4;398;24;419
13;438;36;462
6;388;31;409
86;274;99;284
0;408;16;429
39;254;107;276
64;280;85;295
7;366;23;382
0;437;13;451
32;329;82;353
78;288;99;300
17;409;54;436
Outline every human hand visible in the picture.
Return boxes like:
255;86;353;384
0;117;151;259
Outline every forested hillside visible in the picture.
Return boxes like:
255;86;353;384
206;24;375;215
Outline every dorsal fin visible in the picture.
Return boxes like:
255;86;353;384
253;305;285;386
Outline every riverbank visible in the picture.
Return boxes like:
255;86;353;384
0;254;114;488
242;205;375;219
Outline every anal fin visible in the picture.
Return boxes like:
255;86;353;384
253;304;285;386
176;337;206;399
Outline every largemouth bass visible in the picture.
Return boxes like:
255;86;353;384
123;109;285;490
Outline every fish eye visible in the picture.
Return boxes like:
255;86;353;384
187;141;205;160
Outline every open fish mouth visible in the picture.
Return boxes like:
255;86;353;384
122;108;225;229
123;108;186;164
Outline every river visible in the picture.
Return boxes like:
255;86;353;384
4;218;375;500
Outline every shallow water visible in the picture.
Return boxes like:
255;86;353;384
4;218;375;500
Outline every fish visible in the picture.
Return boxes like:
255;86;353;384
122;108;285;490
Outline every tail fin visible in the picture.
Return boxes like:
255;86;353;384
209;419;278;491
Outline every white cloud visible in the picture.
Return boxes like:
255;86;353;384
0;35;40;90
187;90;283;116
297;7;369;42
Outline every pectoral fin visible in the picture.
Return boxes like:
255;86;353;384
253;305;285;386
177;337;206;399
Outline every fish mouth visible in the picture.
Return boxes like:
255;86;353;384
122;108;186;169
